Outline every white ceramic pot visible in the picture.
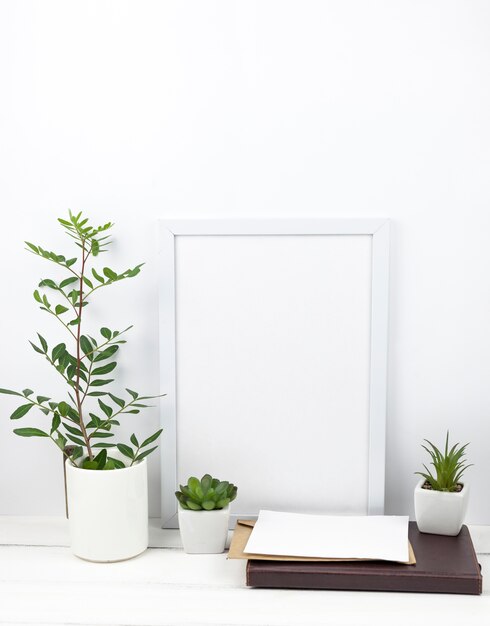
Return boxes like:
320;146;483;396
178;505;230;554
414;478;469;536
66;457;148;562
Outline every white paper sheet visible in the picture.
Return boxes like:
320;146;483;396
244;510;410;562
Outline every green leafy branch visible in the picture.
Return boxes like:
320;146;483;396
1;210;164;470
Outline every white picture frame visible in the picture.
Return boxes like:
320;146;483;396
159;219;390;528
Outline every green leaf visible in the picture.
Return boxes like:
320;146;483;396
22;389;34;397
13;427;49;437
82;276;94;289
33;290;43;304
80;335;93;358
94;449;107;470
97;399;113;417
87;391;107;397
51;343;66;362
130;433;139;447
66;433;86;446
92;443;117;448
91;239;100;256
100;327;112;340
201;474;212;493
116;443;134;459
135;446;158;462
0;388;23;397
37;333;48;353
188;477;200;493
39;278;57;289
92;362;117;376
60;277;78;289
63;422;83;436
71;446;83;461
55;304;69;315
104;459;115;470
126;388;138;400
86;415;101;428
82;460;99;470
36;395;50;403
125;263;145;278
29;340;45;355
103;267;118;280
92;268;105;283
186;500;202;511
108;393;125;408
141;428;163;448
25;242;39;253
216;498;230;509
57;401;70;417
215;481;230;495
90;432;114;439
65;257;77;267
90;379;114;387
202;500;216;511
51;414;61;433
10;404;34;420
108;457;125;468
93;345;119;362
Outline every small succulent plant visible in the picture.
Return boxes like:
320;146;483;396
175;474;238;511
415;431;472;492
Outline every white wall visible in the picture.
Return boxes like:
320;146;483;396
1;0;490;522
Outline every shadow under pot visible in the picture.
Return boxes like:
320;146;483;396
178;505;230;554
414;478;469;536
65;454;148;562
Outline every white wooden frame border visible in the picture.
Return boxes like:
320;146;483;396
159;219;390;527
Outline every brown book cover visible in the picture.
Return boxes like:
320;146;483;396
246;522;482;594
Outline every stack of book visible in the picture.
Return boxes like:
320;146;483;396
228;512;482;595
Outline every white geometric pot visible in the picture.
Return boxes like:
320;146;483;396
178;505;230;554
66;457;148;562
414;478;469;536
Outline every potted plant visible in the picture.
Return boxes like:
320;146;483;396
414;432;472;536
176;474;238;553
0;211;164;562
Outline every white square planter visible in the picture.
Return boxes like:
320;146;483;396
414;478;469;536
178;505;230;553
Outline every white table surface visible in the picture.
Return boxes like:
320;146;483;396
0;518;489;626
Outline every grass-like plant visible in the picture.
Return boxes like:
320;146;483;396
415;432;472;492
176;474;238;510
0;211;163;470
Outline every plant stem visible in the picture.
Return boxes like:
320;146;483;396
73;241;93;460
79;358;94;406
130;444;141;467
